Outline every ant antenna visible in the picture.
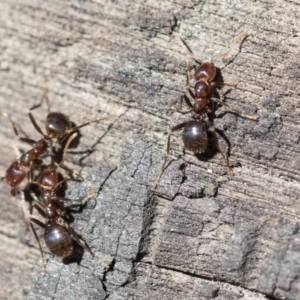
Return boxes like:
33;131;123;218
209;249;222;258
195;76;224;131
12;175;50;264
172;32;202;64
214;32;249;61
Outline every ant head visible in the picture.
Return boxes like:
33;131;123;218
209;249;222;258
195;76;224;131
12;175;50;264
45;112;71;139
194;62;216;82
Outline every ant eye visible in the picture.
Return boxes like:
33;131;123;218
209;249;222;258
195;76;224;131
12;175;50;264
45;112;71;138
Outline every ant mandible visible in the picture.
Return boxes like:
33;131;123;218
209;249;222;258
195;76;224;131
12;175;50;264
3;83;106;196
153;32;259;188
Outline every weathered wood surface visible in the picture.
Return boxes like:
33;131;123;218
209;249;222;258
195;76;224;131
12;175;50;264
0;0;299;299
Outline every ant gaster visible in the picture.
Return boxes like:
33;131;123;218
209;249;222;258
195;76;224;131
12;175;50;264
4;84;106;196
153;32;259;188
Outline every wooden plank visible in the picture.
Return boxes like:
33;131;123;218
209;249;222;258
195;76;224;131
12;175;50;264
0;0;299;299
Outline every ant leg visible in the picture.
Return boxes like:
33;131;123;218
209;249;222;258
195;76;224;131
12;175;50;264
32;201;48;218
212;98;259;120
172;32;202;64
66;116;108;137
29;171;83;206
51;176;94;205
2;113;36;144
186;57;192;91
65;223;110;270
57;162;97;203
27;133;97;203
20;190;32;220
183;94;193;109
212;82;257;118
55;160;97;203
213;81;239;88
29;79;49;112
171;36;194;114
20;191;47;275
28;162;36;186
51;177;68;195
207;125;235;176
173;94;193;112
153;122;186;189
28;80;48;137
188;87;195;100
222;81;239;88
28;134;75;188
184;51;197;102
214;33;249;61
61;132;77;165
30;218;47;275
55;132;97;203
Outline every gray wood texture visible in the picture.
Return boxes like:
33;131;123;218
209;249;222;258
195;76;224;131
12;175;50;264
0;0;299;299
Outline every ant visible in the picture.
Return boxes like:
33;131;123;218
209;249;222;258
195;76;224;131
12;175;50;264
3;83;106;196
20;164;110;274
153;32;259;188
27;131;98;204
18;132;109;274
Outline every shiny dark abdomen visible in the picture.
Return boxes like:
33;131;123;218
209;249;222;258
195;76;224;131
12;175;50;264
182;121;207;153
45;222;73;257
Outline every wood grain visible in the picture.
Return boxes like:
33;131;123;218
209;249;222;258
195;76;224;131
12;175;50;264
0;0;299;299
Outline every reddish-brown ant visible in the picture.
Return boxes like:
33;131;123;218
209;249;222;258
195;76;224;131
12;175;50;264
20;164;110;274
153;32;259;188
27;132;98;203
16;133;110;274
3;84;106;196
